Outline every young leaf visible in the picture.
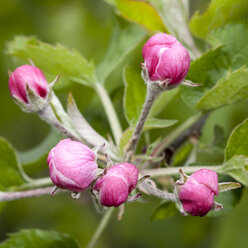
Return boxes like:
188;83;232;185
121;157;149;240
219;155;248;187
67;93;120;161
181;46;228;108
182;23;248;110
143;119;178;131
150;201;178;221
119;119;177;151
218;182;241;193
0;137;25;191
96;22;145;83
209;23;248;70
6;36;95;88
0;229;80;248
123;64;146;124
196;67;248;111
190;0;248;39
105;0;166;34
225;118;248;161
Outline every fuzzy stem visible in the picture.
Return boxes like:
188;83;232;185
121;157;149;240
0;187;53;202
125;85;160;162
138;179;176;201
140;165;221;178
17;177;53;191
94;83;122;145
86;208;115;248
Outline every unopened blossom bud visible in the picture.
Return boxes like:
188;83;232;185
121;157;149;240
142;33;190;86
178;169;218;216
8;65;49;112
94;163;139;207
47;139;98;192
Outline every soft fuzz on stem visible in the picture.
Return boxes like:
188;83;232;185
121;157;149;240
0;187;54;202
125;86;160;162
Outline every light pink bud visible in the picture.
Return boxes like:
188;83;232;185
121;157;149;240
179;169;218;216
142;33;190;85
47;139;98;192
8;65;48;103
94;163;138;207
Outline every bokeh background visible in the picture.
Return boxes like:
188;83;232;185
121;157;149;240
0;0;248;247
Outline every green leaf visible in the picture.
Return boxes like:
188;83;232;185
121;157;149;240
144;118;178;131
218;182;241;193
119;128;133;152
181;46;228;108
197;67;248;111
225;118;248;161
182;23;248;110
96;22;145;83
119;119;177;151
105;0;166;33
6;36;95;88
123;64;146;124
0;137;25;191
209;23;248;70
150;201;178;221
189;0;248;39
0;229;80;248
218;155;248;187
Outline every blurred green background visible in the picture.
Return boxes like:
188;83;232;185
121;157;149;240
1;0;248;247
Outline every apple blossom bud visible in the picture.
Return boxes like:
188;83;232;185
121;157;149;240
9;65;48;104
142;33;190;86
47;139;98;192
178;169;218;216
94;163;139;207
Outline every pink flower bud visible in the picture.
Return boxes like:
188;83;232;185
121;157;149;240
142;33;190;85
8;65;48;103
94;163;139;207
47;139;98;192
178;169;218;216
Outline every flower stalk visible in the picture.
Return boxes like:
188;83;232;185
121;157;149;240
125;85;160;162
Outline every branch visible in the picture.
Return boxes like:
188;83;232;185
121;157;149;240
0;187;54;202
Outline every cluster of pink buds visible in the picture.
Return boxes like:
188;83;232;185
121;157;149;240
47;139;139;207
142;33;190;88
7;34;240;216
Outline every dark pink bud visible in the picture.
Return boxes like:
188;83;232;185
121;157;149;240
179;169;218;216
47;139;98;192
8;65;48;103
142;33;190;85
94;163;138;207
